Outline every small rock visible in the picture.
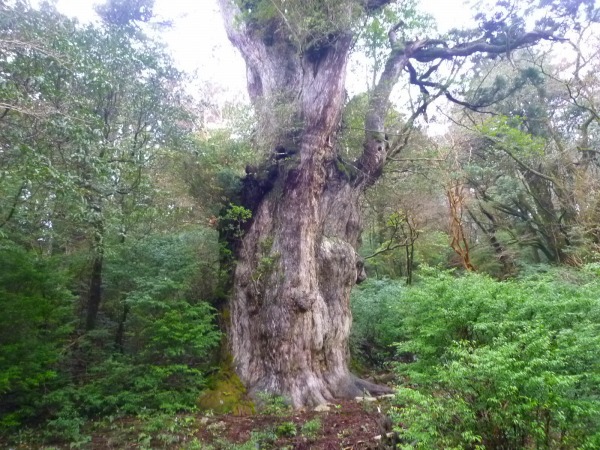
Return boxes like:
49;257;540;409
377;394;396;399
374;432;395;440
355;396;377;402
199;417;210;425
314;404;331;412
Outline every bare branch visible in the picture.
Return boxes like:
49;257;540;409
408;31;564;63
0;102;57;118
364;241;408;259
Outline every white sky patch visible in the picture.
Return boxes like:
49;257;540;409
51;0;247;100
50;0;472;95
53;0;98;22
153;0;247;100
421;0;474;33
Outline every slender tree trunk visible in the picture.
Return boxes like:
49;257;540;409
406;243;414;285
468;206;515;278
85;199;104;331
115;302;129;352
86;249;103;330
447;184;475;271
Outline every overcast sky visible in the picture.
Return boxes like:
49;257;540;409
50;0;473;100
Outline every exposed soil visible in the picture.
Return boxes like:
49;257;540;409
194;399;391;449
85;398;396;449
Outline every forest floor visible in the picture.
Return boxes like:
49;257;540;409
3;372;399;449
87;397;396;449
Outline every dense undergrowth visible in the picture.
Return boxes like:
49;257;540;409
3;242;600;449
352;265;600;449
0;231;222;446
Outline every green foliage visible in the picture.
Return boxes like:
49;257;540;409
465;66;546;122
221;203;252;236
300;417;322;439
184;131;256;217
200;428;279;450
235;0;365;51
105;228;220;318
354;0;435;86
256;392;292;416
0;0;194;252
0;231;221;443
350;279;407;368
477;115;546;157
0;241;75;430
96;0;155;26
0;0;222;445
384;267;600;449
458;53;594;266
218;203;253;270
246;429;278;449
75;231;222;415
275;421;297;438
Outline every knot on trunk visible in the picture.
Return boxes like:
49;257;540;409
291;288;318;312
319;237;359;288
356;257;367;284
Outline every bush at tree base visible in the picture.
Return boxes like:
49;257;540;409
373;266;600;449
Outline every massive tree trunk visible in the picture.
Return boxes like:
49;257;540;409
218;1;395;408
233;171;380;407
217;0;560;407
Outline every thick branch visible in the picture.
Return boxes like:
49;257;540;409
356;48;408;179
364;241;408;260
357;24;561;182
408;31;563;63
486;135;559;184
365;0;394;12
217;0;279;101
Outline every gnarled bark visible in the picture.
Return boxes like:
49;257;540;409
217;0;561;407
232;172;389;407
218;0;393;407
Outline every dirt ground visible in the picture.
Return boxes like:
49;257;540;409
86;398;396;449
193;399;391;449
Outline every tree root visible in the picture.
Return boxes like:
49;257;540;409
352;375;395;396
331;374;394;401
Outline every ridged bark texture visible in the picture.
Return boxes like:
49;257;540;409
233;166;376;407
216;0;560;407
218;0;392;407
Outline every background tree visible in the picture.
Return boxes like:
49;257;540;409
448;25;600;269
0;1;221;434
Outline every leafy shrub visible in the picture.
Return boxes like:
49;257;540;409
301;418;322;439
388;267;600;449
256;392;292;415
65;232;223;418
350;279;407;367
0;241;74;430
36;302;220;442
1;231;222;444
275;421;297;437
